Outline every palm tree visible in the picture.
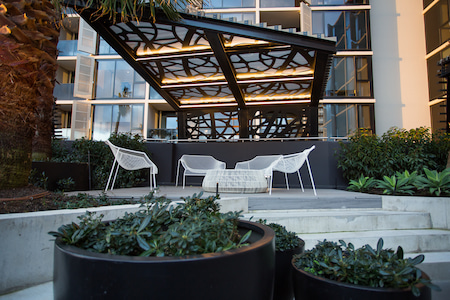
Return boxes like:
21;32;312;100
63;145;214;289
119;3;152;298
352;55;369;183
0;0;196;189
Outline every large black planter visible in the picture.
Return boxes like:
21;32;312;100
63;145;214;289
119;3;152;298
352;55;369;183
53;220;275;300
273;241;305;300
292;264;432;300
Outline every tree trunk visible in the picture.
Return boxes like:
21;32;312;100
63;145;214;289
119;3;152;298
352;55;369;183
0;0;59;189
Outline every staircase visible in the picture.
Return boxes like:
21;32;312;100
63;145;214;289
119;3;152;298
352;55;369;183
243;198;450;300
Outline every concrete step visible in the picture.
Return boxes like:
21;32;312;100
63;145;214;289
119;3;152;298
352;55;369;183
243;209;432;234
297;229;450;253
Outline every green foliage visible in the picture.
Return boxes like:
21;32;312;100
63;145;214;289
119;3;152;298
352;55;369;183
375;170;418;195
51;133;151;189
56;177;75;193
416;168;450;197
60;192;136;209
293;238;440;297
347;174;376;193
29;169;48;189
337;127;450;182
49;192;250;257
258;219;302;251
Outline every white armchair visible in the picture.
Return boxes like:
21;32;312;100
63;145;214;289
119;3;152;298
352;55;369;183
273;145;317;195
234;155;283;194
176;155;226;188
105;140;158;191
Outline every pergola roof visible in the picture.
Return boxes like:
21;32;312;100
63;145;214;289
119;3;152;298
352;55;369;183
73;6;336;111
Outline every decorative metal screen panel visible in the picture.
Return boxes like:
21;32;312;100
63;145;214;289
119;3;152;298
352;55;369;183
185;110;240;139
247;106;311;138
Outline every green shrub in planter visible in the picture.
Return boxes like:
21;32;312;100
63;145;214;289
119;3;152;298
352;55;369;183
292;238;440;297
50;192;250;257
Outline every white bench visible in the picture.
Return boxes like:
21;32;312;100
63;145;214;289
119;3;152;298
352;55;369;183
202;169;268;193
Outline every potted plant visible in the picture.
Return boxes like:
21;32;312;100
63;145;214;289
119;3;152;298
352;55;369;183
50;193;275;300
291;238;440;300
259;220;305;300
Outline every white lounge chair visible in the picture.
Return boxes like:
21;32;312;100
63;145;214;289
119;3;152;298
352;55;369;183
234;155;283;194
176;155;226;188
105;140;158;191
273;145;317;196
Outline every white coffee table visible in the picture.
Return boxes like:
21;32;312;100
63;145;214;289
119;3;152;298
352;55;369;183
202;169;268;193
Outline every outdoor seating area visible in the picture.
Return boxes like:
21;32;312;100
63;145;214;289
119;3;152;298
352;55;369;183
174;147;317;195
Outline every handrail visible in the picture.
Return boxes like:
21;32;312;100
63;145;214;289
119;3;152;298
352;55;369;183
144;136;349;143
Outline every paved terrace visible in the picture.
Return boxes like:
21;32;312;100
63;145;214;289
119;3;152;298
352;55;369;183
73;186;382;210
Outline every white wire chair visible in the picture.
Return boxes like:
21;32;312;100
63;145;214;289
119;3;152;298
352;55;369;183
273;145;317;196
234;155;283;194
176;154;226;188
105;140;158;191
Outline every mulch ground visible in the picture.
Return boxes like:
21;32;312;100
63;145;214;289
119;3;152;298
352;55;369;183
0;185;72;214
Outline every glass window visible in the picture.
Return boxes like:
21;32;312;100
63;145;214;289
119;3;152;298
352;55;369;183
98;38;118;55
325;56;372;97
96;60;115;98
92;104;144;140
206;13;255;24
205;0;255;8
424;0;450;54
260;11;300;29
95;60;145;99
261;0;301;8
92;105;113;140
321;103;373;137
310;0;369;5
312;10;370;50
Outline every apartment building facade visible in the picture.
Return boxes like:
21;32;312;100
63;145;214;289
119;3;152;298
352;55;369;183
53;0;444;141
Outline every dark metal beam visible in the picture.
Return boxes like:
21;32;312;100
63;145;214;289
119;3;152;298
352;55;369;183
310;51;333;106
205;31;246;108
77;11;181;111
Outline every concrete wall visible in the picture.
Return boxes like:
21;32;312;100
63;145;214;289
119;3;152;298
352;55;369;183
371;0;430;134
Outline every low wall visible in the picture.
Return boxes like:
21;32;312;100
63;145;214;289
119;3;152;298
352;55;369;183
382;195;450;229
0;197;247;295
145;140;347;189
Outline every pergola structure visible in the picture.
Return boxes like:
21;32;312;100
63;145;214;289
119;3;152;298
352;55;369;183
70;4;336;139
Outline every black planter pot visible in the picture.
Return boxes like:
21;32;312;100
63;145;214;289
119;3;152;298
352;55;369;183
273;241;305;300
53;220;275;300
291;264;432;300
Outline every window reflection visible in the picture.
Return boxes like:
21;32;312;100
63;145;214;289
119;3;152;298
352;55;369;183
96;60;145;99
326;56;372;97
310;0;369;5
92;104;144;140
321;104;373;137
207;0;255;8
312;10;369;50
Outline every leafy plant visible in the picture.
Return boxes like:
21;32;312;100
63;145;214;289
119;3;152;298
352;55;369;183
258;219;302;251
49;192;251;257
336;127;450;182
29;169;48;189
347;174;376;193
292;238;440;297
56;177;75;193
50;133;151;189
375;174;416;195
416;168;450;196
